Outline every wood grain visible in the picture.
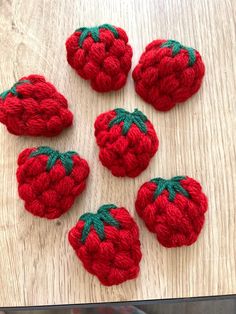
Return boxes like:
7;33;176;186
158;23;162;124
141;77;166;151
0;0;235;307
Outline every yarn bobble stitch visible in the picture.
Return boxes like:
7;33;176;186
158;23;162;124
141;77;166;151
66;24;133;92
135;176;208;247
0;74;73;136
68;204;142;286
94;108;159;177
17;146;90;219
133;39;205;111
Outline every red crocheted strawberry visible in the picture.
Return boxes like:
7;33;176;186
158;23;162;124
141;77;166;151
68;204;142;286
133;39;205;111
135;176;208;247
0;74;73;136
17;146;89;219
94;108;159;177
66;24;132;92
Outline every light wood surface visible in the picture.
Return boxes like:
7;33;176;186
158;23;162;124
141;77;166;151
0;0;235;308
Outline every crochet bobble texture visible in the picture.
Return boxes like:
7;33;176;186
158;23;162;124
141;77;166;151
66;24;133;92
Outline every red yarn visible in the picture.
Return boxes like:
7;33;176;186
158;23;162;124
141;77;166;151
94;108;159;177
133;39;205;111
16;146;89;219
66;24;132;92
0;74;73;136
135;176;208;247
68;204;142;286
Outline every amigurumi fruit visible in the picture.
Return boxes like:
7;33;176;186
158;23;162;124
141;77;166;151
68;204;142;286
17;146;89;219
66;24;132;92
94;108;159;177
133;39;205;111
0;74;73;136
135;176;208;247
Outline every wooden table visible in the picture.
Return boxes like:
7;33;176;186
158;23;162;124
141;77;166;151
0;0;235;308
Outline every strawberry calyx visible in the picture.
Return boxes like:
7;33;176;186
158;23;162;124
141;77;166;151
30;146;77;175
76;24;119;47
0;80;30;100
109;108;148;135
79;204;119;243
161;39;196;66
151;176;190;202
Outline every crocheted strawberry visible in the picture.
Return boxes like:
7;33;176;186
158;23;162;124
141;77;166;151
0;74;73;136
133;39;205;111
94;108;159;177
135;176;208;247
17;146;89;219
66;24;132;92
68;204;142;286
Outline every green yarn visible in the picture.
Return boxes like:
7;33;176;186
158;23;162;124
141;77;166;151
109;108;148;135
80;204;119;242
76;24;119;47
161;40;196;66
30;146;77;175
151;176;190;202
0;80;30;100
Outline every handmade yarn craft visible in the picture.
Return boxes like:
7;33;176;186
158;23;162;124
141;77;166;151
17;146;89;219
133;39;205;111
66;24;132;92
135;176;208;247
94;108;159;177
0;74;73;136
68;204;142;286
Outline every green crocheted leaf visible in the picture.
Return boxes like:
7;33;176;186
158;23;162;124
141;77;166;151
151;176;190;202
109;108;148;135
30;146;77;175
80;204;119;242
161;40;196;66
0;80;30;100
76;24;118;47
